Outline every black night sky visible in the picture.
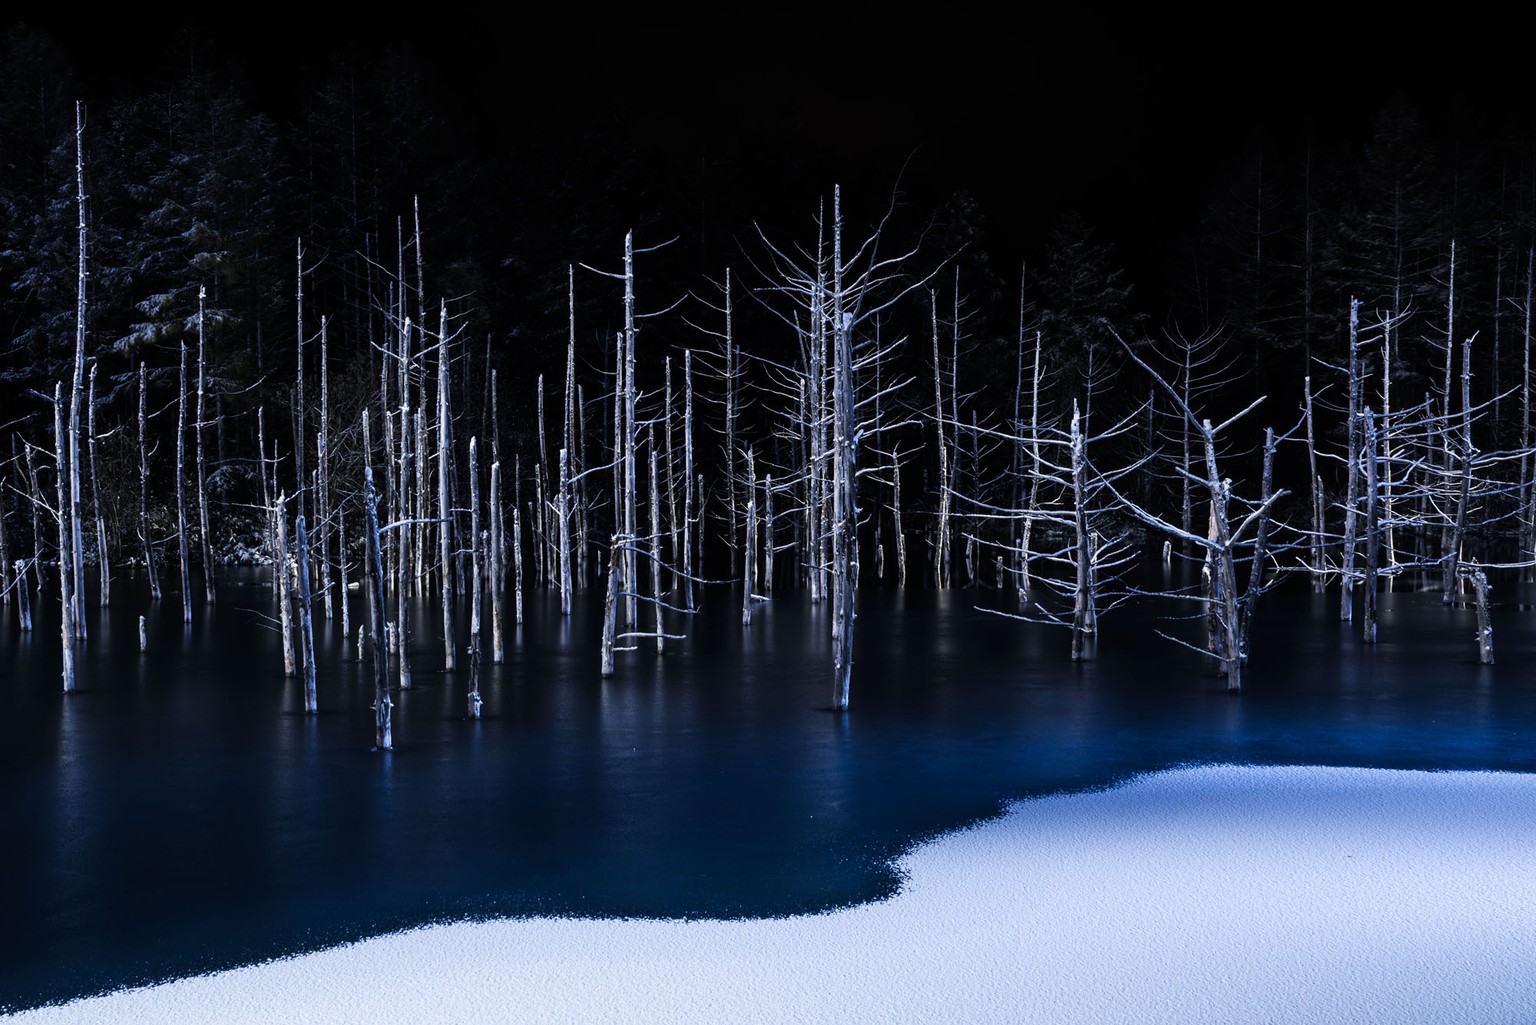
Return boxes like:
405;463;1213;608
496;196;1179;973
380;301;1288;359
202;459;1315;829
21;14;1531;283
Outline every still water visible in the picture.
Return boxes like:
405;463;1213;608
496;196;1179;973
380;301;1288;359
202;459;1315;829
2;570;1534;1010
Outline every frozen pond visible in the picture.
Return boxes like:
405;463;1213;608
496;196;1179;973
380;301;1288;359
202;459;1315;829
3;570;1534;1011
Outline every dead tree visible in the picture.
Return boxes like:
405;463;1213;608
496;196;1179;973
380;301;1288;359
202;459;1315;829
753;186;932;710
363;465;393;750
295;514;318;713
54;385;76;693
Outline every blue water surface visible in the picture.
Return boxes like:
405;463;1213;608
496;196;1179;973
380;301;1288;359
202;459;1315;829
2;568;1533;1011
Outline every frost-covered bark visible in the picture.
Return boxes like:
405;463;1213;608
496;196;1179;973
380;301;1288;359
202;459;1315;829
742;446;756;628
196;287;216;605
1340;299;1361;623
55;385;76;693
295;514;318;714
363;465;393;750
437;306;455;673
68;103;87;638
177;339;192;624
931;293;952;589
490;459;505;664
138;362;159;599
275;493;296;678
467;440;483;720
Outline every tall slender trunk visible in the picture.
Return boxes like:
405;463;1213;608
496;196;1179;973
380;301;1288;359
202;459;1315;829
490;460;505;664
1341;299;1360;622
438;311;455;672
69;103;87;635
364;465;393;750
931;292;951;589
1363;410;1380;644
177;340;192;624
275;492;296;678
467;436;483;719
197;287;216;604
295;514;318;713
55;385;76;693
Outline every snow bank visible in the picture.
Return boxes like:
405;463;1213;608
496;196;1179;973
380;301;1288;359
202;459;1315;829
10;764;1536;1024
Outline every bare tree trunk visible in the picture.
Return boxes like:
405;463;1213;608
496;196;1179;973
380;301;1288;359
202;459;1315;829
0;474;10;608
1467;568;1494;664
1341;299;1360;622
830;191;858;710
650;436;664;655
1521;248;1534;581
317;316;332;619
338;498;351;642
55;386;76;693
177;340;192;624
512;502;524;625
469;436;482;647
17;559;32;632
68;104;87;635
743;448;756;628
397;439;413;691
763;473;775;597
197;286;216;605
467;442;483;720
557;447;571;617
665;357;680;591
600;536;618;677
931;292;951;589
275;493;296;678
364;465;393;750
683;350;696;609
1070;403;1092;662
295;514;318;713
490;460;505;664
1363;410;1380;644
438;318;455;673
893;456;906;589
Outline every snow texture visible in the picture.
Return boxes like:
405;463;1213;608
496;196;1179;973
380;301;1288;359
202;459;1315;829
10;764;1536;1024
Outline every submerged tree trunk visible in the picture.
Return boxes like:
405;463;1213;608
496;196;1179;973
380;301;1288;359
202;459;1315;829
295;514;318;714
275;493;296;678
490;459;505;664
364;466;393;750
1363;410;1380;644
196;287;216;605
55;386;76;694
177;340;192;624
1466;568;1494;664
68;103;87;639
1340;300;1361;622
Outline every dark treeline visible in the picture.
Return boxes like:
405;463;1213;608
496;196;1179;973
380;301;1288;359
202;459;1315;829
5;26;1536;712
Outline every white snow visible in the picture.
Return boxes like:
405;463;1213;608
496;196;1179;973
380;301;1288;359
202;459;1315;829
10;763;1536;1024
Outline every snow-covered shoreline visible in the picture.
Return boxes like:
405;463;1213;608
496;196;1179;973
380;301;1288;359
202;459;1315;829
10;764;1536;1024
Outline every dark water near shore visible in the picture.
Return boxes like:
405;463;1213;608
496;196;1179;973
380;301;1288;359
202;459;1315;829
3;568;1535;1011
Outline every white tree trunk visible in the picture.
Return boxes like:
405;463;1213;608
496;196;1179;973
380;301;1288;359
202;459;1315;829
197;286;216;605
55;386;76;693
177;340;192;624
363;465;393;750
275;493;296;678
295;514;318;714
